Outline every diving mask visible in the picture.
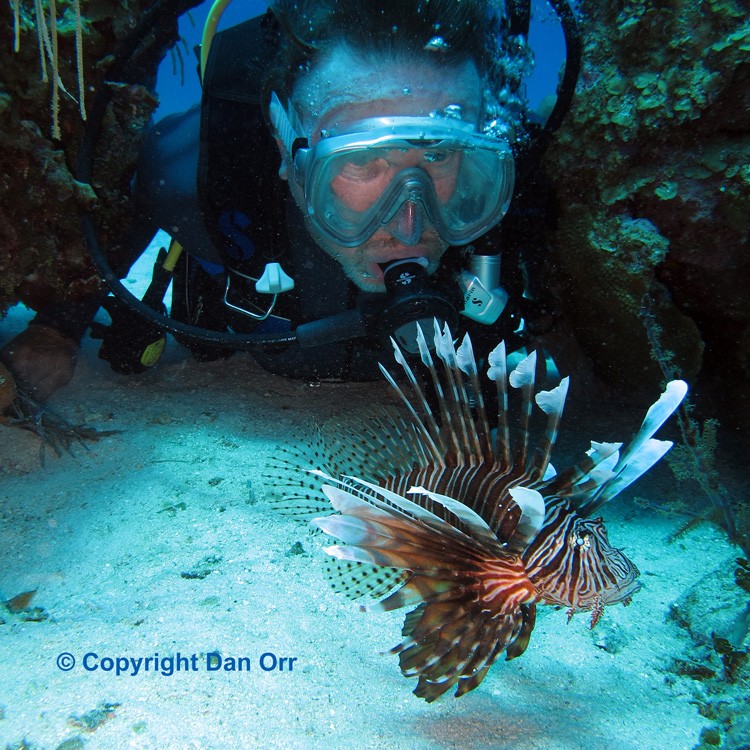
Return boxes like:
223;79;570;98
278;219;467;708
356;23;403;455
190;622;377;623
270;93;515;247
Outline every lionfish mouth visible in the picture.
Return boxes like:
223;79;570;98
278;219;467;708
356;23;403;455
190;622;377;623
268;320;687;702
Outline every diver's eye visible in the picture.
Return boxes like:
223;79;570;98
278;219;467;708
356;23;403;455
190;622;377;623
423;150;450;163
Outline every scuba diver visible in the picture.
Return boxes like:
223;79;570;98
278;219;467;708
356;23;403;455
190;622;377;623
1;0;580;397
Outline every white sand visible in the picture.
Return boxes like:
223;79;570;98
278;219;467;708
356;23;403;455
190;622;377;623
0;304;742;750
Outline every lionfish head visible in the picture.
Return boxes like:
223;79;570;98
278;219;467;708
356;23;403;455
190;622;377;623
526;511;641;611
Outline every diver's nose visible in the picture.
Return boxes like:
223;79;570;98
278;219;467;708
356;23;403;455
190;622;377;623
387;199;424;245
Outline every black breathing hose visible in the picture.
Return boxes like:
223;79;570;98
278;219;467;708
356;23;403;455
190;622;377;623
542;0;582;137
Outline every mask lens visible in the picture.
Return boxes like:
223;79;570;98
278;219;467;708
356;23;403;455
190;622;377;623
304;126;514;247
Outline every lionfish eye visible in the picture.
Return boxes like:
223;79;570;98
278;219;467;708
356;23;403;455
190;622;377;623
570;530;591;550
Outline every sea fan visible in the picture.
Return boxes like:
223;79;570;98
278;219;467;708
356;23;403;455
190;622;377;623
268;321;687;701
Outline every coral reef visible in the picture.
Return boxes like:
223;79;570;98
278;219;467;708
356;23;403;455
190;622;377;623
545;0;749;425
0;0;200;315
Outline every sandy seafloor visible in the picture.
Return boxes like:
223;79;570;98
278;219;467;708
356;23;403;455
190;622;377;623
0;299;747;750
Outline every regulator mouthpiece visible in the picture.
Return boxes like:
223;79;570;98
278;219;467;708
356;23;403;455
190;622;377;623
379;257;459;354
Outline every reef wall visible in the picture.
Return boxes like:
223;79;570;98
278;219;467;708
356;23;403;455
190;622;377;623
0;0;200;316
545;0;749;420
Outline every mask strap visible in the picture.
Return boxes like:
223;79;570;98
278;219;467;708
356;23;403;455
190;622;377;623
269;91;308;156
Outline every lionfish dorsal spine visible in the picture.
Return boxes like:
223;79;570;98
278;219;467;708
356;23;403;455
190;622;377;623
487;340;511;468
542;440;621;500
455;333;494;460
530;376;570;482
581;379;688;514
389;335;444;449
583;438;674;514
612;380;688;473
433;321;477;464
378;359;445;466
508;350;538;470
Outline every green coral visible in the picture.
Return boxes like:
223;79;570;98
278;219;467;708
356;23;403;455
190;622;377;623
545;0;749;391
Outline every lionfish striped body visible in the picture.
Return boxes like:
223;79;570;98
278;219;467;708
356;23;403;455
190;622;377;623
269;321;687;701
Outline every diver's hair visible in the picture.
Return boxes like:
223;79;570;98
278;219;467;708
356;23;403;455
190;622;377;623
262;0;498;120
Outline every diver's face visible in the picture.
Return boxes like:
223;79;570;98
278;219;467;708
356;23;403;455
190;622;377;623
277;44;484;292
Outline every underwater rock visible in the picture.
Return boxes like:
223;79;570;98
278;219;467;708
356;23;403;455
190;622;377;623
546;0;749;420
68;702;120;732
669;560;750;650
0;0;202;314
0;361;17;410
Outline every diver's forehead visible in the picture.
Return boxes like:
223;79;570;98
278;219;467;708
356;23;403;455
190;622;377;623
291;43;484;140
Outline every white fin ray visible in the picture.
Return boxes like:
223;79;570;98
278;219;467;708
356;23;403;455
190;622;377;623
532;376;570;480
455;334;476;376
487;340;507;382
322;543;418;570
487;340;511;467
338;475;458;532
578;381;687;512
378;362;444;462
587;442;622;472
508;350;537;389
416;323;434;369
509;350;537;469
314;513;394;547
535;377;570;415
542;464;557;481
406;486;500;549
594;439;674;504
507;486;546;550
615;380;687;471
431;321;477;463
434;319;456;367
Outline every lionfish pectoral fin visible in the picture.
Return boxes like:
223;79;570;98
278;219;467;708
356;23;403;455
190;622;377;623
406;486;500;549
505;603;537;660
336;475;460;532
321;557;407;602
265;431;334;518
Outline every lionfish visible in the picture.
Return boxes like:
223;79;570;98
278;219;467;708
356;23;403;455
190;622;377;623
269;321;687;702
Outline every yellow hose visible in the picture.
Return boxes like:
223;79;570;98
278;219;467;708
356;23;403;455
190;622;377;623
200;0;234;82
